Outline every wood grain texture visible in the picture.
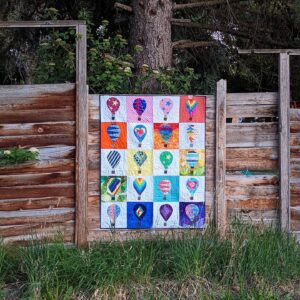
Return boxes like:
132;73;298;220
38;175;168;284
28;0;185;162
75;24;88;247
279;53;290;230
216;79;227;233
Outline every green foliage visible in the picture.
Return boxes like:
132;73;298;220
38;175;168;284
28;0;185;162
0;147;39;167
1;225;300;299
32;10;203;94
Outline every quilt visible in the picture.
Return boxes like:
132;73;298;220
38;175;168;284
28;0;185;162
99;95;206;229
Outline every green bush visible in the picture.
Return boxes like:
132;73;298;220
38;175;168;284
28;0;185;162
0;147;39;167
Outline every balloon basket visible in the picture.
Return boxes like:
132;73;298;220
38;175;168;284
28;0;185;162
190;168;194;175
111;170;115;174
190;196;194;200
189;116;192;121
137;221;141;228
138;117;141;121
111;115;115;121
111;196;115;201
164;143;167;148
138;196;141;200
164;116;167;121
164;222;167;226
110;222;115;228
163;196;167;200
138;143;142;147
164;169;167;174
190;143;194;148
138;169;141;174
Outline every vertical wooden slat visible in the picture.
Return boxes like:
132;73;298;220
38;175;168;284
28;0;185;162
279;53;290;231
75;24;88;247
216;79;227;233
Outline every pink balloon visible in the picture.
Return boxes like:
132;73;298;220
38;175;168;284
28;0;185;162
160;98;174;120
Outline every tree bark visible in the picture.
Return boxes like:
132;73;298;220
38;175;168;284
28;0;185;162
130;0;173;72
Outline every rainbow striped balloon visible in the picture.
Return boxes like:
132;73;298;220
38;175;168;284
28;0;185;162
185;98;198;120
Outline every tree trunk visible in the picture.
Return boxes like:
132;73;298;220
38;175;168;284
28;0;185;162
131;0;173;73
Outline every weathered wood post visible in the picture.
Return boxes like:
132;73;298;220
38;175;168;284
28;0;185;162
279;53;290;231
216;79;227;234
75;24;88;247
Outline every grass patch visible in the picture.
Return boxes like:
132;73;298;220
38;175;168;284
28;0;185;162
1;225;300;299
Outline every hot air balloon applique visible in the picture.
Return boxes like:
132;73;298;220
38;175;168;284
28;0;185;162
106;124;120;148
160;151;173;174
186;178;199;200
185;204;200;226
185;96;198;121
186;124;197;148
185;150;199;175
106;177;122;201
107;150;121;174
133;178;147;200
133;204;147;227
107;204;121;227
159;179;171;200
106;97;120;121
133;125;147;147
133;98;147;121
133;150;148;174
160;204;173;226
159;98;174;121
159;124;173;148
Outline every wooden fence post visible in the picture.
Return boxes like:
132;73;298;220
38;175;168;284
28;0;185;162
279;53;290;231
75;24;88;247
216;79;227;234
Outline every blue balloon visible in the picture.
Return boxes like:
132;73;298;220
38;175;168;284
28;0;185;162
107;124;120;143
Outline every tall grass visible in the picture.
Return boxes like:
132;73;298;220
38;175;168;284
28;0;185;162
1;225;300;299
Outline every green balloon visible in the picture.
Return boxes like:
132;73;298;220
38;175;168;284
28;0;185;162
160;151;173;169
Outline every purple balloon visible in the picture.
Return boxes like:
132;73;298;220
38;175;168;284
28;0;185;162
159;204;173;222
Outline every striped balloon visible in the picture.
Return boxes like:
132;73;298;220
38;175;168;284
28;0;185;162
107;177;121;200
107;150;121;171
185;151;199;169
107;124;120;144
159;179;171;199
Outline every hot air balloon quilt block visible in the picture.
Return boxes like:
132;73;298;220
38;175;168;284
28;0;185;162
179;149;205;176
127;202;153;229
153;123;179;149
100;94;206;230
153;176;180;202
101;122;127;149
179;202;205;227
127;176;153;202
153;96;180;123
101;95;127;122
153;203;179;228
127;150;153;176
153;150;179;176
180;96;205;123
126;96;153;123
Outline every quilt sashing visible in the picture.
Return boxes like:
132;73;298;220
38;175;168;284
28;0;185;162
99;95;206;229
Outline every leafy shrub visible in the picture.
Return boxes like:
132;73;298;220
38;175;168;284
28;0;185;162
0;147;39;167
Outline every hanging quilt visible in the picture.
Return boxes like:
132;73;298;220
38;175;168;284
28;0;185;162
99;95;206;229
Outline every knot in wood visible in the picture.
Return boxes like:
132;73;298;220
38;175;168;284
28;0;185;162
37;127;44;133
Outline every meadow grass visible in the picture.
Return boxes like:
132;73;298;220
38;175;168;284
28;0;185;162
1;225;300;299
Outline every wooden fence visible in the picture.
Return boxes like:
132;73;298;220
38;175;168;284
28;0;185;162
0;81;299;244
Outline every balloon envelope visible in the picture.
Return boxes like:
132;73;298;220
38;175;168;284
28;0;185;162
159;151;173;169
106;97;120;115
186;178;199;196
185;151;199;168
159;98;173;116
133;98;147;116
160;204;173;221
107;204;121;225
185;204;200;222
133;151;147;167
185;98;198;117
107;124;121;143
133;204;147;220
133;178;147;196
159;179;171;196
107;150;121;169
159;124;173;144
134;125;147;143
107;177;122;196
